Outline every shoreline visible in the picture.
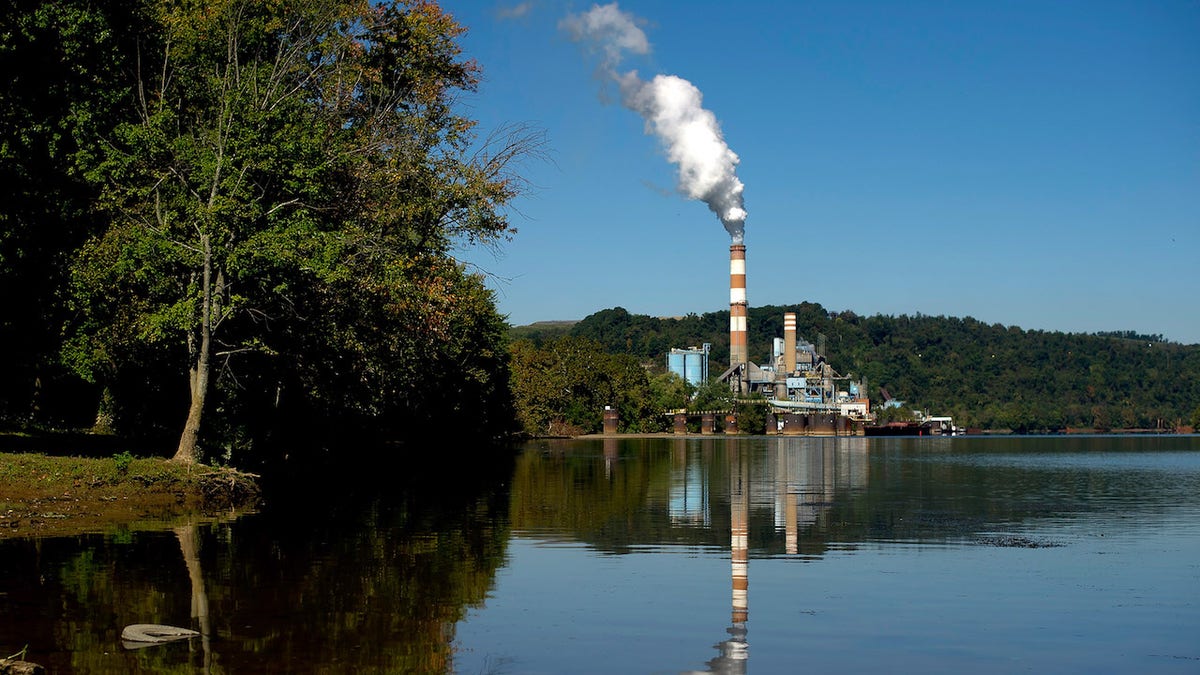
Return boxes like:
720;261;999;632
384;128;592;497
0;452;260;540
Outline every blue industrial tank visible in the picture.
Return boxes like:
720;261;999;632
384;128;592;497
667;352;685;380
667;347;708;387
684;352;704;385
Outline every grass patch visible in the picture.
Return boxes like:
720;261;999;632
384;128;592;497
0;452;225;488
0;452;260;539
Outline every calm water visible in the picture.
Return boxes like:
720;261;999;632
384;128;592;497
2;436;1198;673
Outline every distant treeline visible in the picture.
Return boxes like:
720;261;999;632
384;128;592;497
511;305;1200;433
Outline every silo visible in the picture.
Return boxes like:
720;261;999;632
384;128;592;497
667;350;686;381
668;346;709;387
684;351;704;384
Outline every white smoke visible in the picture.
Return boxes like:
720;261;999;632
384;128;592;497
560;2;649;67
562;3;747;242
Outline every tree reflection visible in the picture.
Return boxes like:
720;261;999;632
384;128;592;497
174;523;211;672
0;449;516;673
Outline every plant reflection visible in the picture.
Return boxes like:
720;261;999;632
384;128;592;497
676;438;870;673
698;444;751;675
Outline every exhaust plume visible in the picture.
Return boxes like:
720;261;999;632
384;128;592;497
562;3;747;242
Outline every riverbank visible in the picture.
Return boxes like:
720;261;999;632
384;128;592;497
0;452;260;539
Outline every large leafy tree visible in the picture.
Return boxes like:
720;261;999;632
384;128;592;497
66;0;539;461
508;336;663;436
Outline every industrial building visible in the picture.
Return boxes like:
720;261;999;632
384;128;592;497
716;309;870;419
723;243;870;422
666;242;871;435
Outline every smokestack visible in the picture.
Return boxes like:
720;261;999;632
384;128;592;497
729;244;748;369
784;312;797;374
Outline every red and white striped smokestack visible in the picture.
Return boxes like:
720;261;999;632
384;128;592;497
729;244;748;368
784;312;797;374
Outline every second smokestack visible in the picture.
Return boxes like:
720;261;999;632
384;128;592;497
784;312;797;374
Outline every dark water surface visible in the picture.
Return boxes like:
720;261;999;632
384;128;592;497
2;436;1198;673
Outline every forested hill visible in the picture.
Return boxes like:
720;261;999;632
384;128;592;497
513;305;1200;432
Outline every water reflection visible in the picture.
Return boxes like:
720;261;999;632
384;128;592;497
173;524;212;670
663;437;870;556
684;439;870;673
708;445;750;674
0;451;516;673
495;436;1199;673
2;437;1198;673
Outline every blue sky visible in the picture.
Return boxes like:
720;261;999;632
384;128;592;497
448;1;1199;344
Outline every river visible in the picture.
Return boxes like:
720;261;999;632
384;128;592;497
2;435;1198;673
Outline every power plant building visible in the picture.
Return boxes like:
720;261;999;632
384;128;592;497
720;241;871;426
718;310;870;419
658;238;872;435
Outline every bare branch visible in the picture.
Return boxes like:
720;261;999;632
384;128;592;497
266;198;302;217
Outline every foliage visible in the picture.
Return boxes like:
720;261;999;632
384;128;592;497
111;450;133;475
734;394;768;434
51;0;540;461
688;378;734;413
507;336;667;436
648;371;692;414
1093;331;1165;342
875;404;918;423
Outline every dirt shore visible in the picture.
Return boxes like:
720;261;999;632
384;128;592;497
0;452;260;540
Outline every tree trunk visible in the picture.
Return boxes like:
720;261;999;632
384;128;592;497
92;386;116;435
174;236;213;464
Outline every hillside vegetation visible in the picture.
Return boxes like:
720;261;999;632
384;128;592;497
515;305;1200;433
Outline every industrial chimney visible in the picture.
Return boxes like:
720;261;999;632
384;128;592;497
784;312;797;374
729;244;748;369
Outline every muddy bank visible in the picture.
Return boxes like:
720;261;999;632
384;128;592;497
0;452;260;539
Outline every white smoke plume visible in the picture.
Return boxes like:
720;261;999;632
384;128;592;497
561;3;747;242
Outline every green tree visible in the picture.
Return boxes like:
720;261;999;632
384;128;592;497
649;371;691;414
734;394;767;434
66;0;540;461
507;336;666;436
875;404;917;424
508;336;601;436
689;378;733;413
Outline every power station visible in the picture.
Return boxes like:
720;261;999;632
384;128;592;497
668;239;873;436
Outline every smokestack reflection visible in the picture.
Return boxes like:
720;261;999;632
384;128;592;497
708;445;751;674
730;446;749;626
669;438;870;673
